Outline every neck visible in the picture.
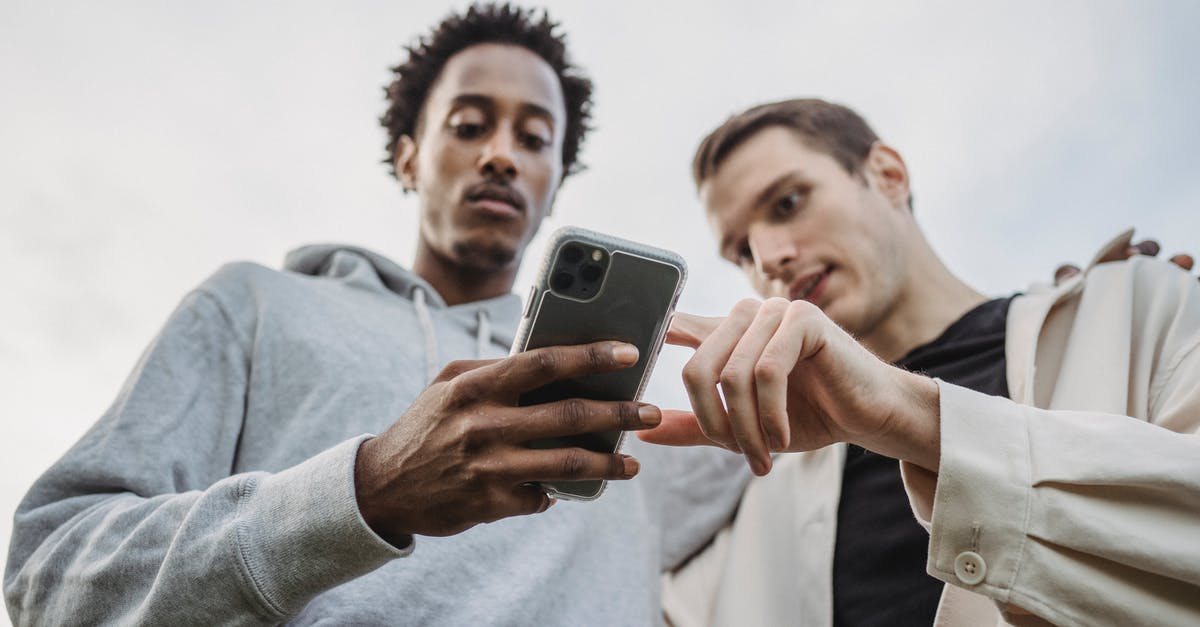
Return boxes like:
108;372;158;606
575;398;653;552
860;237;987;363
412;240;517;307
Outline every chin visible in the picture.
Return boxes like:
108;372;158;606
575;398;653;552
820;299;861;333
451;236;518;270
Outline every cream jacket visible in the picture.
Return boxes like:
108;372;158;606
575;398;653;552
663;256;1200;626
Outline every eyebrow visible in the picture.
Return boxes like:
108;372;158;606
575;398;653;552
717;170;805;256
449;93;557;125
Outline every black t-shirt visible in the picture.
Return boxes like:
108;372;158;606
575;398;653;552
831;296;1013;627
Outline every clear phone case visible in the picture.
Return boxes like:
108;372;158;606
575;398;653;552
511;226;688;500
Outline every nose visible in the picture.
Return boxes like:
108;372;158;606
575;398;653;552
749;224;797;281
479;126;518;181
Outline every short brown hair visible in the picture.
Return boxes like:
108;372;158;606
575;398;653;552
692;98;879;187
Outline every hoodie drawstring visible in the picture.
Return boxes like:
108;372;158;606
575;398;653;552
413;287;439;384
476;310;491;360
413;286;494;384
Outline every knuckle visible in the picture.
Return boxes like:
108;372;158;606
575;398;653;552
585;342;610;368
441;359;469;376
682;360;713;388
607;454;626;478
445;376;482;406
754;359;784;384
432;361;460;383
558;450;588;479
454;414;491;452
558;398;589;432
763;296;790;313
788;299;820;320
732;298;761;317
719;362;748;389
461;460;490;491
528;349;560;377
617;403;641;430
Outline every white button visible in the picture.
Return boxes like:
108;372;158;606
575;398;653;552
954;551;987;585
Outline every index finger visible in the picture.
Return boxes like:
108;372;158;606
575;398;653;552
636;410;716;447
667;312;724;349
480;341;640;395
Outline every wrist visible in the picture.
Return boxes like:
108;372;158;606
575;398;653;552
854;369;941;471
353;438;390;536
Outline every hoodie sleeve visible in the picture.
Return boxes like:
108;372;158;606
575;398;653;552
4;289;407;626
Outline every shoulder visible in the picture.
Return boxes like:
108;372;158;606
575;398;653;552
1081;258;1200;362
1011;257;1199;355
1082;256;1199;317
189;260;326;329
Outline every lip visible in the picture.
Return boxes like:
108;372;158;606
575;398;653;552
465;182;526;221
788;267;832;304
468;197;523;220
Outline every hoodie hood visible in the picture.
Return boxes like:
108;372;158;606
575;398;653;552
283;244;522;374
286;243;434;302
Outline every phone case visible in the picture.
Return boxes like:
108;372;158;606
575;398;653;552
511;226;688;500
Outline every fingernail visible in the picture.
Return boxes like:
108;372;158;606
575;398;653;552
546;497;557;510
622;455;640;478
1136;240;1161;256
612;343;639;365
746;453;766;476
638;404;661;426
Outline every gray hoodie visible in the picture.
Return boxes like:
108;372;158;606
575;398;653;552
5;245;748;626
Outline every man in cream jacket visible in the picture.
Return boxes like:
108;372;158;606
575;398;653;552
640;98;1200;626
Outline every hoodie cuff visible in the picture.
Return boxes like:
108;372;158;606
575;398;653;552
901;381;1031;601
233;435;412;617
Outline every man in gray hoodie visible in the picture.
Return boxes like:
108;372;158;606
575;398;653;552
4;4;746;625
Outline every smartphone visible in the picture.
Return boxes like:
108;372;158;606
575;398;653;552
511;226;687;500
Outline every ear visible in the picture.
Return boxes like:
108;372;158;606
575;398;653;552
394;136;419;193
864;142;912;210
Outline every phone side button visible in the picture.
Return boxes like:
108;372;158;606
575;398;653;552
522;285;538;318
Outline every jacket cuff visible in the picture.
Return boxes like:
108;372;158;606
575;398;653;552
233;435;411;617
901;381;1032;601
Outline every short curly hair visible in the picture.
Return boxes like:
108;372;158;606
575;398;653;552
381;3;593;180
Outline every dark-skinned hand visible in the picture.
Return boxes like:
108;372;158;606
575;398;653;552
354;341;660;541
1054;229;1196;284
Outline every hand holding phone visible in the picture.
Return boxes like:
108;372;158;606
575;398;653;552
512;227;687;500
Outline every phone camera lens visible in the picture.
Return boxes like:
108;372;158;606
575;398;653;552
552;271;575;291
562;245;584;264
580;264;603;282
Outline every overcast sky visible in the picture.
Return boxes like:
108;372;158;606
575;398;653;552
2;1;1198;593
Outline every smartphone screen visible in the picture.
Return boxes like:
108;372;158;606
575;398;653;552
512;227;686;500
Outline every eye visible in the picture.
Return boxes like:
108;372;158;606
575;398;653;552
452;122;487;140
772;190;805;219
520;132;549;151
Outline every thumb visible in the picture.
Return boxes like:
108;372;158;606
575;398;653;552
634;410;718;447
666;312;724;349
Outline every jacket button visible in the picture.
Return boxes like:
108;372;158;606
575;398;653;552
954;551;987;585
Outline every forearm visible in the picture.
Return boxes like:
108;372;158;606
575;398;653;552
5;437;404;626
